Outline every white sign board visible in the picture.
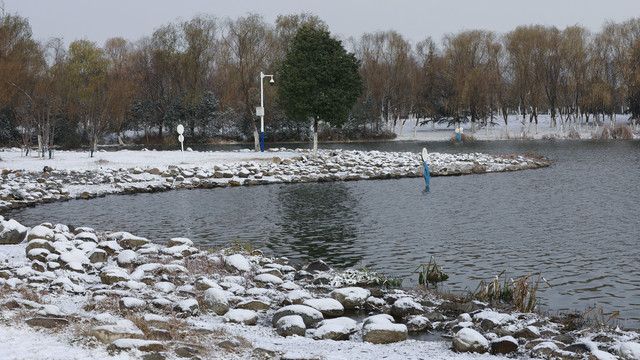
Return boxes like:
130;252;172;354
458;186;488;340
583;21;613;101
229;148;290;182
177;124;184;134
256;107;264;116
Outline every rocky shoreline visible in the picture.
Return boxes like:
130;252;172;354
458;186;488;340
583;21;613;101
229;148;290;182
1;148;550;212
1;218;639;359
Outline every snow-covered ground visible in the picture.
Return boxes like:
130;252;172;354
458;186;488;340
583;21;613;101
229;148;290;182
394;113;639;141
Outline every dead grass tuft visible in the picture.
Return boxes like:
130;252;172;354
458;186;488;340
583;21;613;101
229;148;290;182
449;133;476;143
94;159;111;165
184;255;223;275
612;123;633;139
470;272;551;313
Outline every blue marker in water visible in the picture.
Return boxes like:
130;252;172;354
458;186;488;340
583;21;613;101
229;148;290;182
421;148;430;190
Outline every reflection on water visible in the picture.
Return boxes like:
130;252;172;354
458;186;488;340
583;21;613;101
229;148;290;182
4;140;640;327
269;183;361;268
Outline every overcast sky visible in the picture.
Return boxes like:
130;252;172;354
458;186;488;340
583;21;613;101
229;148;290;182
4;0;639;47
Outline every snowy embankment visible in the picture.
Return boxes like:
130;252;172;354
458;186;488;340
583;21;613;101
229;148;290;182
0;147;549;212
1;218;640;360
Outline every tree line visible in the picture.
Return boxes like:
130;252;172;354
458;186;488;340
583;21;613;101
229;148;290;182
1;9;639;151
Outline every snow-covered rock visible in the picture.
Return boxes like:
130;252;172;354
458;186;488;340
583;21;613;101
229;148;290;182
272;305;323;328
275;315;306;337
254;273;284;285
361;314;408;344
203;288;230;315
90;320;144;344
106;339;163;353
224;309;258;325
312;317;358;340
0;218;28;244
618;342;640;360
224;254;252;273
330;287;370;309
452;327;489;353
391;296;424;318
26;225;54;242
490;336;518;355
116;249;137;266
174;298;200;316
302;298;344;318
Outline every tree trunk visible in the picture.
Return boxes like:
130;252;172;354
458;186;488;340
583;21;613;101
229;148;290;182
312;118;318;158
253;129;260;152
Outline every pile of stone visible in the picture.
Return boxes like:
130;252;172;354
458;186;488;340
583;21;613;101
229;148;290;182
1;216;638;359
0;149;550;211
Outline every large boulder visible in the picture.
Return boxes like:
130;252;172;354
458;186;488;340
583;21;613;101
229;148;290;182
224;254;252;273
302;298;344;318
329;287;371;309
491;336;519;355
26;225;54;242
391;297;424;318
100;267;130;285
108;231;150;249
272;305;323;328
362;314;407;344
275;315;306;337
224;309;258;325
0;219;28;244
452;328;489;353
312;317;358;341
203;288;230;315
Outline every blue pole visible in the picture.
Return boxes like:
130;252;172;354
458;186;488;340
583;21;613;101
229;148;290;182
423;160;430;189
260;131;264;152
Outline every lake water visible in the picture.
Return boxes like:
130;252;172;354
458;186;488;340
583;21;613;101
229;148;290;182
5;140;640;327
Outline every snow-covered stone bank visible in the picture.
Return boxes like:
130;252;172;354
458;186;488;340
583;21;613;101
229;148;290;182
1;217;639;360
0;148;549;211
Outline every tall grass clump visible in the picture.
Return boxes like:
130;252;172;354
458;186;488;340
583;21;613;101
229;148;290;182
592;124;632;140
612;123;633;139
449;133;476;143
583;306;620;330
413;255;449;289
471;271;550;313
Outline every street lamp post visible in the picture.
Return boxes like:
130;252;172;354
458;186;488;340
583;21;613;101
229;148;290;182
258;71;274;152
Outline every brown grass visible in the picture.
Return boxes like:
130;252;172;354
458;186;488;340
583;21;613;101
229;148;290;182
449;133;476;143
183;255;223;275
612;123;633;139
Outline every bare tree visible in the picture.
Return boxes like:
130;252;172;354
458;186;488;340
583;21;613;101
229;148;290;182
221;14;274;151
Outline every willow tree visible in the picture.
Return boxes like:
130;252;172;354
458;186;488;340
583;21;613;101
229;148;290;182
277;26;363;157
